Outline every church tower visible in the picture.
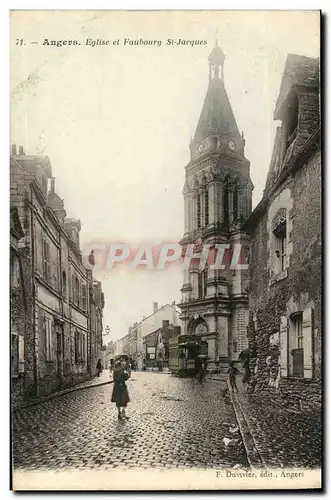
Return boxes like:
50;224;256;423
178;44;254;370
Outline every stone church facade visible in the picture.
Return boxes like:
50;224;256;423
178;44;253;370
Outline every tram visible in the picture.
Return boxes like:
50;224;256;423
168;334;208;377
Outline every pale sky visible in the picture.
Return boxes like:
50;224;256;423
10;11;320;342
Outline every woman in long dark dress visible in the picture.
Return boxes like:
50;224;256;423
111;360;130;420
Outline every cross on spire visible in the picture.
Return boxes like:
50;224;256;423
208;40;225;81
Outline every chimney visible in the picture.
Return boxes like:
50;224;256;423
11;144;17;155
50;177;55;194
153;302;158;314
19;145;25;155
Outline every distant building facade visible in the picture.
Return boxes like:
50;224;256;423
115;302;181;368
101;341;116;370
10;146;104;401
244;55;321;411
143;320;181;368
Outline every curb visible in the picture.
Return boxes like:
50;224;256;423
227;380;265;470
13;379;113;412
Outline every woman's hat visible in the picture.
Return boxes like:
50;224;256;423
113;360;123;371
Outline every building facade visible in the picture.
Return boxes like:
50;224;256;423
101;341;116;370
243;55;321;411
178;45;253;370
115;302;181;368
10;146;104;401
10;207;30;405
143;321;181;368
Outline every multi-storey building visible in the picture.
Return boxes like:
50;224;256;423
10;207;30;405
243;54;321;411
116;302;181;368
143;320;181;368
10;146;104;400
178;44;253;370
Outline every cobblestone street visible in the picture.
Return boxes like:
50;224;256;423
13;372;248;471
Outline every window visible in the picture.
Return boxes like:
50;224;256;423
11;255;20;289
295;312;303;349
76;279;80;306
75;330;86;362
82;284;87;311
62;271;67;299
287;94;299;147
233;340;238;355
42;237;50;283
223;184;229;225
233;186;238;221
198;273;203;298
212;137;218;149
198;268;208;298
72;275;80;305
280;233;286;271
205;188;209;226
197;195;201;229
11;334;24;376
203;267;208;297
272;208;287;276
280;308;314;379
45;316;54;362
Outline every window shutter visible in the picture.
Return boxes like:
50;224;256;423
279;315;288;377
18;335;25;373
11;334;19;376
302;307;313;378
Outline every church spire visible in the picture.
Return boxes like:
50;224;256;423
208;40;225;82
193;45;240;142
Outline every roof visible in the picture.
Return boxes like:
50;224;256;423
11;153;52;178
194;75;240;141
274;54;319;120
243;125;321;231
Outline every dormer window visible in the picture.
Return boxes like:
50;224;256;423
286;93;299;147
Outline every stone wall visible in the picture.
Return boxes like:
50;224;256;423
247;150;321;412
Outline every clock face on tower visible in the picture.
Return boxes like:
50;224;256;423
228;140;236;151
197;143;204;153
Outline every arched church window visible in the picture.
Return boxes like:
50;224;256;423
205;187;209;225
223;182;229;225
197;194;201;229
233;185;238;221
203;267;208;297
198;267;208;298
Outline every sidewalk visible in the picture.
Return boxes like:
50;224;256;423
229;377;321;468
13;371;113;411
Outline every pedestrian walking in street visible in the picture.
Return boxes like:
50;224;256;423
96;359;103;377
228;361;239;393
111;359;130;420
